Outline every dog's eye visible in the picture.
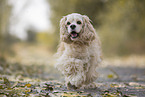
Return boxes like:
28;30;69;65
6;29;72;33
77;21;82;24
67;22;71;25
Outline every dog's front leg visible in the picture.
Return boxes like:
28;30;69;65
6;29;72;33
66;71;86;90
56;56;86;89
64;59;86;89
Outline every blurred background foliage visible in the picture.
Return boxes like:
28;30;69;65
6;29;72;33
48;0;145;56
0;0;145;60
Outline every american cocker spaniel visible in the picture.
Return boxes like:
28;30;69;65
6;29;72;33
55;13;102;89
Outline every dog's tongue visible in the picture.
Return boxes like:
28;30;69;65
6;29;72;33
71;33;77;37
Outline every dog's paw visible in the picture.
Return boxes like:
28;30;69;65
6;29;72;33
67;82;78;90
80;82;96;89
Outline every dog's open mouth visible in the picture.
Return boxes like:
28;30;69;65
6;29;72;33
70;31;79;40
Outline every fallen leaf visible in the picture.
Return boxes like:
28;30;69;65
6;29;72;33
25;84;31;88
107;74;114;79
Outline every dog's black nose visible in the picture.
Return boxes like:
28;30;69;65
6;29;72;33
70;25;76;29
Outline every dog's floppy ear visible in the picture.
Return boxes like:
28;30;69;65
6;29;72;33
81;15;95;41
60;16;72;43
60;16;67;39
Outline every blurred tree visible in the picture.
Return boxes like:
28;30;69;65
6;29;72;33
27;29;37;43
99;0;145;56
0;0;18;58
0;0;11;57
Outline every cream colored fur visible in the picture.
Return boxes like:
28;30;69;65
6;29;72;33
55;13;102;89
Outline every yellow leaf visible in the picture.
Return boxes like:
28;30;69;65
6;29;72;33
107;74;114;79
25;84;31;87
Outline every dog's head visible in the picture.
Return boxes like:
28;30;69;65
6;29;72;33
60;13;95;44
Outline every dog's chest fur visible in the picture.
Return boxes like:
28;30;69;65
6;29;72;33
64;43;92;59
